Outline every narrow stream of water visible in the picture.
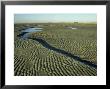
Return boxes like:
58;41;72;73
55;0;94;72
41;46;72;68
18;27;97;69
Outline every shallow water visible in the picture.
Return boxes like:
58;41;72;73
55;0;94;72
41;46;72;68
65;27;77;30
20;27;43;39
21;27;43;33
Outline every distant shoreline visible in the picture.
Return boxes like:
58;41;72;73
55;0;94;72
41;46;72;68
14;22;97;24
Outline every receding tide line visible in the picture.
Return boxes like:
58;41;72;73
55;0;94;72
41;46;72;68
29;38;97;69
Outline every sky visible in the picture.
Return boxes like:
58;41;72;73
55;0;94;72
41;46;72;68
14;14;96;23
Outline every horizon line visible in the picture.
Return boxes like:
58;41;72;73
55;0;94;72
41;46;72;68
14;21;97;24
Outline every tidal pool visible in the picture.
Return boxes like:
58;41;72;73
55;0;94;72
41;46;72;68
19;27;43;39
